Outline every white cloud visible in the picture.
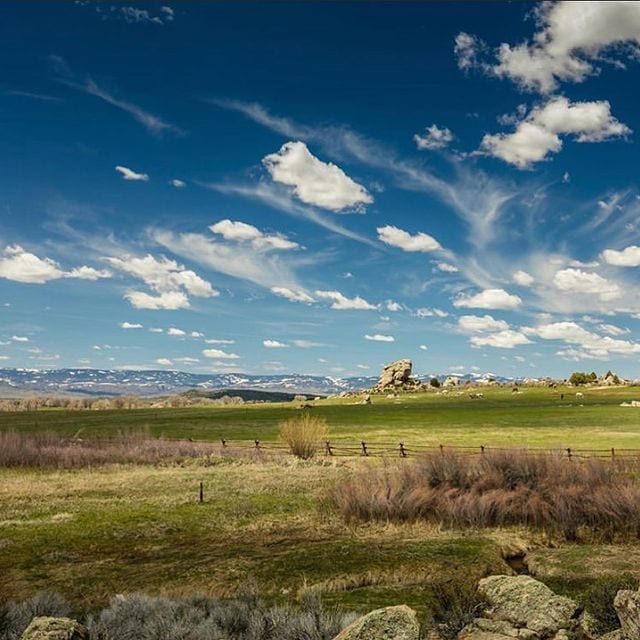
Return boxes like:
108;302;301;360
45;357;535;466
120;322;143;329
0;245;64;283
470;330;532;349
149;327;163;333
599;323;629;336
263;339;288;348
12;336;29;342
262;141;373;211
66;266;112;280
436;262;459;273
458;314;510;333
553;267;621;301
356;364;370;370
169;179;186;188
416;307;449;318
481;97;630;168
167;327;186;336
175;357;199;364
190;331;203;338
602;245;640;267
513;270;535;286
386;300;403;312
453;288;522;310
315;290;377;310
454;31;483;71
106;253;217;309
209;219;299;251
365;334;395;342
115;165;149;181
377;225;441;252
156;358;173;366
469;1;640;93
270;287;315;303
205;338;235;345
528;320;640;358
125;290;190;310
202;348;240;360
419;344;428;351
292;339;323;348
414;124;454;150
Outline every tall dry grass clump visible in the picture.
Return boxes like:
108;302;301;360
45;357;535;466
333;450;640;541
279;413;328;459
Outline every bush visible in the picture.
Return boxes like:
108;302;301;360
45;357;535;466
0;592;70;640
332;450;640;541
569;371;598;385
279;414;329;459
424;576;487;640
429;377;441;388
579;574;639;635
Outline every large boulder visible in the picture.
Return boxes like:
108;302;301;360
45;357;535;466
371;360;425;394
478;575;579;637
332;604;419;640
20;617;88;640
614;589;640;639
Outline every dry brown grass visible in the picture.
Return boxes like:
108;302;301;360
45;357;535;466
0;431;224;469
279;413;329;459
333;450;640;541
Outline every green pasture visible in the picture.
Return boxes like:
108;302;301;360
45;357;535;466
1;386;640;449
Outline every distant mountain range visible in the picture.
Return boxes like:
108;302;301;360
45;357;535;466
0;367;519;397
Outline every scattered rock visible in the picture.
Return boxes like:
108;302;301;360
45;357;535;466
614;589;640;640
443;376;460;388
478;575;578;637
20;617;88;640
332;604;419;640
459;617;538;639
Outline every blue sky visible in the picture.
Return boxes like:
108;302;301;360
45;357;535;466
2;1;640;379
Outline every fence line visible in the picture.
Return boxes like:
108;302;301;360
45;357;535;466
213;438;640;460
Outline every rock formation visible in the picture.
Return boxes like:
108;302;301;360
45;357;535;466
370;359;426;394
332;605;419;640
20;617;88;640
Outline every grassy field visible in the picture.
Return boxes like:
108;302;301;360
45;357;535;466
3;387;640;617
1;386;640;449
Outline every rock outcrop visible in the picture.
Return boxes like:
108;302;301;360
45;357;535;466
332;605;419;640
20;617;88;640
370;360;426;394
614;589;640;639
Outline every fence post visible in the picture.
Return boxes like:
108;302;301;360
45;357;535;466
439;444;444;455
480;445;485;455
199;481;204;504
325;440;333;456
361;441;368;457
566;447;572;460
221;439;227;448
255;439;261;450
399;442;407;458
611;447;615;460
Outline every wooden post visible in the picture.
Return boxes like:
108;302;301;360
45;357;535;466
361;441;368;456
399;442;407;458
439;444;444;455
325;440;333;456
255;439;260;450
199;481;204;504
480;445;485;455
221;439;227;448
566;447;572;460
611;447;615;460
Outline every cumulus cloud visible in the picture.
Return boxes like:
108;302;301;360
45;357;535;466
553;267;621;301
0;245;110;284
210;219;299;250
453;288;522;310
106;253;217;309
169;179;186;188
527;320;640;358
458;314;509;333
262;141;373;211
602;245;640;267
513;270;535;286
202;348;240;360
419;344;428;350
377;225;442;252
115;165;149;181
292;340;324;348
470;330;531;349
386;300;403;312
156;358;173;366
120;322;143;329
416;307;449;318
436;262;459;273
205;338;235;345
167;327;186;336
315;290;377;310
414;124;454;150
263;339;288;348
365;334;395;342
462;1;640;93
12;336;29;342
481;97;630;168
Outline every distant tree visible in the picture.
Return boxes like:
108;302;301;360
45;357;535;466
430;377;441;388
569;372;592;385
589;371;598;381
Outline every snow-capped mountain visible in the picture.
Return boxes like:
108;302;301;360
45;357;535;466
0;367;516;397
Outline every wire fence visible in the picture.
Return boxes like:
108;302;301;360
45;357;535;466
215;438;640;460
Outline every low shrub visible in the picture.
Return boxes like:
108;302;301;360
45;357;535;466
0;592;70;640
579;574;639;635
279;414;328;459
333;450;640;541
